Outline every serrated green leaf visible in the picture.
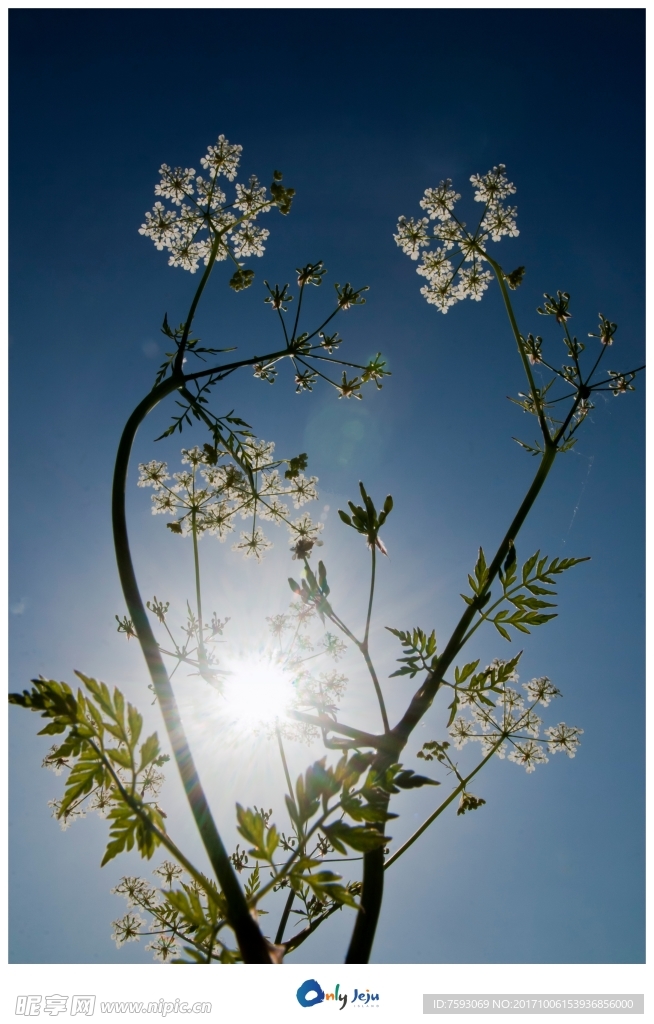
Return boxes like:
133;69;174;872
522;551;540;582
107;747;132;769
393;770;440;789
138;733;160;773
323;821;388;852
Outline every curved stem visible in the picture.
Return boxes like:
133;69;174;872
360;545;390;732
361;648;389;734
175;233;223;372
112;375;273;963
485;254;552;445
87;736;219;901
393;443;557;746
344;443;558;964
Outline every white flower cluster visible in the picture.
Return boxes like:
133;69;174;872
138;135;272;273
449;670;582;773
264;605;349;745
395;164;518;313
138;444;321;562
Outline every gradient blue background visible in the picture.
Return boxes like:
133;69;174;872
9;8;644;964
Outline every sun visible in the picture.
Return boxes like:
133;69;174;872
218;649;297;734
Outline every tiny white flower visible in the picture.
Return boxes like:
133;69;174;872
470;164;516;204
138;203;178;251
201;502;235;540
232;222;270;259
153;860;184;887
449;716;478;748
416;248;453;283
111;912;145;948
523;676;561;706
154;164;196;206
507;740;548;773
420;279;458;313
235;175;271;215
420;180;461;221
481;204;519;241
200;134;243;181
242;438;276;469
145;935;178;962
167;238;203;273
181;446;206;468
394;216;431;259
545;722;583;757
195;175;226;210
233;527;273;561
112;876;156;907
500;686;524;713
259;496;289;523
455;265;492;301
288;512;324;542
289;475;319;508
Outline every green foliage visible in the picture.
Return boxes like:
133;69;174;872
492;550;589;641
229;267;255;292
446;653;523;727
338;482;393;553
288;560;333;622
537;290;572;323
361;353;391;389
13;150;640;966
270;177;296;216
335;282;368;309
236;805;279;862
459;546;589;642
9;674;169;866
417;739;451;764
386;626;438;679
505;265;526;290
297;261;326;287
154;315;234;387
284;452;309;479
457;792;487;815
115;614;136;639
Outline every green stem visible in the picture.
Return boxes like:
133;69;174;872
284;899;343;954
361;648;389;735
383;740;503;870
175;233;223;372
485;254;552;445
88;736;220;901
112;375;273;963
275;890;296;946
361;545;390;732
393;442;557;745
191;506;205;658
344;443;558;965
364;544;375;647
276;724;295;802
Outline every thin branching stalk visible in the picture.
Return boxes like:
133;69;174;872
112;375;273;963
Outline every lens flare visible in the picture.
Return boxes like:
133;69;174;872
219;649;296;734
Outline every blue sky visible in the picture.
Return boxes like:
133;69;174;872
9;8;644;965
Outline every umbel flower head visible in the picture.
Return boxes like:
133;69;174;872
138;444;321;562
138;134;294;275
447;665;582;773
395;164;518;313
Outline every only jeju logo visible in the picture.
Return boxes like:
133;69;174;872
296;979;380;1009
